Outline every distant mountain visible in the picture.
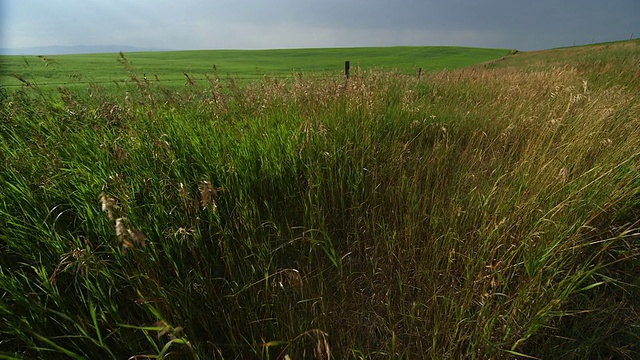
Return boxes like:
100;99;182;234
0;45;170;55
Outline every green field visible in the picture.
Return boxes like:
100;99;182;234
0;46;510;89
1;40;639;359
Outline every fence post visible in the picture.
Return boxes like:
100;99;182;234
344;61;350;79
417;67;422;79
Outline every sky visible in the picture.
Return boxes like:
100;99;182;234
1;0;639;53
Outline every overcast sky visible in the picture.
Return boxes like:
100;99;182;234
2;0;639;52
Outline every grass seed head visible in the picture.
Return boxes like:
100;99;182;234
198;180;219;211
99;192;118;221
115;217;146;253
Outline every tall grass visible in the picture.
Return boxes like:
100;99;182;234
1;42;639;359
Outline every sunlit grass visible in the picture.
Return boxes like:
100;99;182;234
0;46;509;90
0;40;639;359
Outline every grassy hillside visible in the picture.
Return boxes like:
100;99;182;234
487;39;640;89
0;46;509;89
1;40;639;359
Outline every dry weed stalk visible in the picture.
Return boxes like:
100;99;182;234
198;180;222;211
270;268;303;290
49;240;101;284
274;329;331;360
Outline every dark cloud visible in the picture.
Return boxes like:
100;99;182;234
254;0;640;49
196;0;639;49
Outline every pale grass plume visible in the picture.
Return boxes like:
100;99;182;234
99;192;118;221
115;217;146;253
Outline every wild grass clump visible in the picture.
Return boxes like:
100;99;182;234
1;42;639;359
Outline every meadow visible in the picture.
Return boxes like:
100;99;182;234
0;41;639;359
0;46;509;89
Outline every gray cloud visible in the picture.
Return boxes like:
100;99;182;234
2;0;639;52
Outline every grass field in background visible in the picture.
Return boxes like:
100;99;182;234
1;40;639;359
0;46;510;89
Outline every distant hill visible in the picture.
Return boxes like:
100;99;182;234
0;45;169;55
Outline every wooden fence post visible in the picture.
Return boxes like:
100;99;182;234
345;61;350;79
